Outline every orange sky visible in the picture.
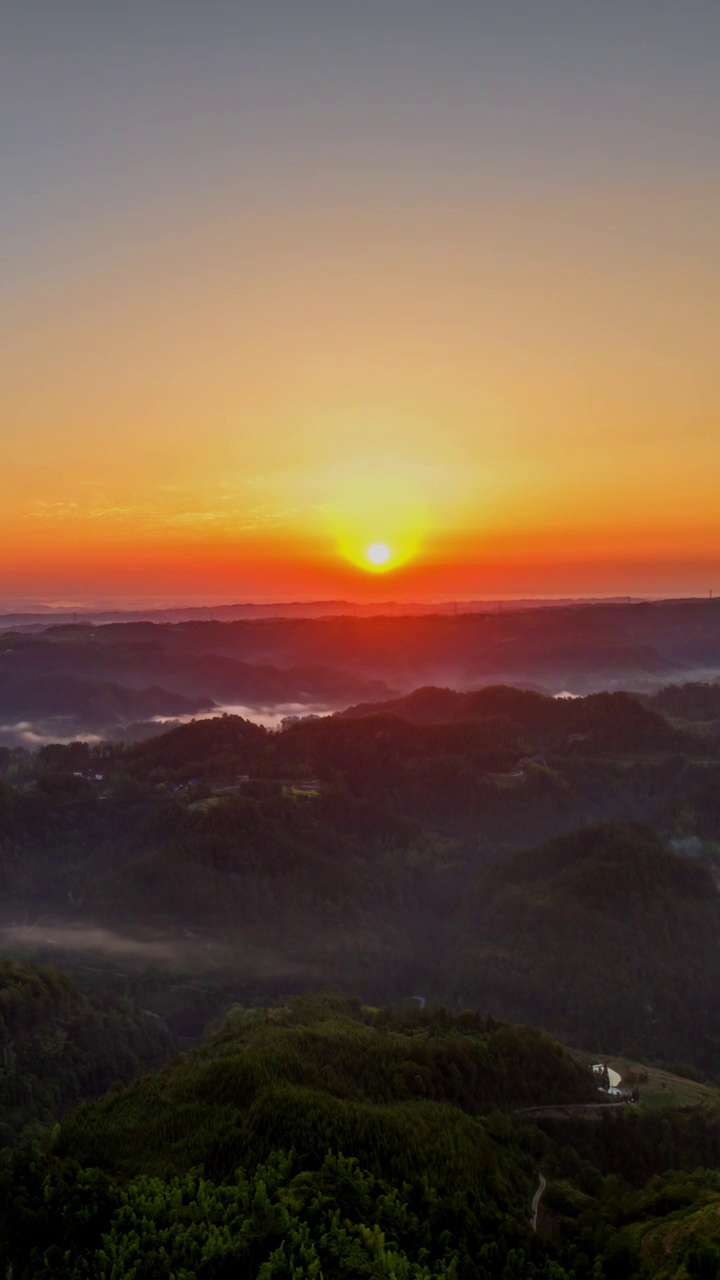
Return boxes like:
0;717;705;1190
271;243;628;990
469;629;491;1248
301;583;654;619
3;3;720;603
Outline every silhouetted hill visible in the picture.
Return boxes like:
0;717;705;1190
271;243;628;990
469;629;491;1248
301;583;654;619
0;627;395;739
4;597;720;740
0;674;212;729
122;710;268;771
341;684;674;751
641;680;720;733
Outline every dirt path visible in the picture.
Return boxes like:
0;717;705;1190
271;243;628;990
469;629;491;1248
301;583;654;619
531;1173;547;1232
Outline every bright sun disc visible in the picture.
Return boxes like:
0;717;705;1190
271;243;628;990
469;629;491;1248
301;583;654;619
366;542;391;566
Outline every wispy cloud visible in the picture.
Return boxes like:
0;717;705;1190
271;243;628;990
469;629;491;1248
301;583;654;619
24;490;304;536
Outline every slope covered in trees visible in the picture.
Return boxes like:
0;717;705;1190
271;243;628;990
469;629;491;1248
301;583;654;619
454;824;720;1069
341;685;675;754
0;959;176;1147
5;993;720;1278
2;689;720;1069
0;993;594;1278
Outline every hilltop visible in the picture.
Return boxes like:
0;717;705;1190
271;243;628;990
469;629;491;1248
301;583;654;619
0;993;604;1278
5;992;720;1278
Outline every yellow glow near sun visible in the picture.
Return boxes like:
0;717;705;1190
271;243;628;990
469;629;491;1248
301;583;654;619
339;523;420;575
321;457;428;574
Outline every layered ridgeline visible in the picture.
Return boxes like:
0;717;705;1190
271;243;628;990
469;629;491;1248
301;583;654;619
4;993;720;1279
6;596;720;740
2;687;720;1068
0;624;396;745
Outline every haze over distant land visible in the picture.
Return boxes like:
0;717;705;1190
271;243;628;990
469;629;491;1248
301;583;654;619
0;595;650;627
2;596;720;744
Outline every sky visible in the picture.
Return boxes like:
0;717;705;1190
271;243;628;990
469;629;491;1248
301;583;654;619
3;0;720;603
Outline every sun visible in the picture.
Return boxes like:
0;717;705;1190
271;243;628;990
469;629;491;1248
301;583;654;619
325;466;425;574
366;542;392;567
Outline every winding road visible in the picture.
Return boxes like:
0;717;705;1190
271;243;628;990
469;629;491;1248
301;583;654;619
531;1173;546;1232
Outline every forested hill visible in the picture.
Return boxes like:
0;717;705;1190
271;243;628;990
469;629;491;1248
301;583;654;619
4;687;720;1069
0;994;596;1278
454;824;720;1069
343;680;720;744
5;680;720;1275
6;993;720;1278
340;684;676;748
53;994;596;1177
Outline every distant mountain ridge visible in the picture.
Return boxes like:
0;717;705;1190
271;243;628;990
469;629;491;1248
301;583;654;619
0;595;649;627
3;597;720;742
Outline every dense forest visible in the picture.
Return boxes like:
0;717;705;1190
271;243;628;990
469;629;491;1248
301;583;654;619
4;992;720;1278
0;959;175;1147
3;679;720;1273
2;684;720;1060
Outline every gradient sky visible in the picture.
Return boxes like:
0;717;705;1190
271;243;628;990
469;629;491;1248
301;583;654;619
3;0;720;603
